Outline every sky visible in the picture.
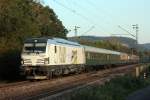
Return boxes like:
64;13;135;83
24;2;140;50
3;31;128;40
43;0;150;44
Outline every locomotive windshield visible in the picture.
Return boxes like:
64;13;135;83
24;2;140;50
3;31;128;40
23;42;46;53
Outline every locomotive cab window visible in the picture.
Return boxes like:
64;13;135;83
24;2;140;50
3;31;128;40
23;42;46;53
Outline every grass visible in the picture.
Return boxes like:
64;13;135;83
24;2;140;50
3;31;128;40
70;75;150;100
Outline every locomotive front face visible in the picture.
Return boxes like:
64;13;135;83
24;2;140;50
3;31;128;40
21;39;49;66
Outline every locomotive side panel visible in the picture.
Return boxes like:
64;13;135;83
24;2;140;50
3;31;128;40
47;41;85;65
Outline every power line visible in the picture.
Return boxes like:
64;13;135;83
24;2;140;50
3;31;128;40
118;26;136;38
117;25;139;47
85;0;113;22
87;0;126;24
53;0;104;34
78;0;120;35
64;0;114;35
71;0;116;35
53;0;115;36
81;26;95;36
85;0;132;36
53;0;93;24
70;0;111;25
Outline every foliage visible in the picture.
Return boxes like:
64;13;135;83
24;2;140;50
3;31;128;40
0;0;67;53
0;50;21;80
0;0;67;80
71;75;150;100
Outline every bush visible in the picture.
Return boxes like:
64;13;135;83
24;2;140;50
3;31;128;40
0;50;21;80
71;75;149;100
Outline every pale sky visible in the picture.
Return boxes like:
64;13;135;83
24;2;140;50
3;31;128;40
43;0;150;44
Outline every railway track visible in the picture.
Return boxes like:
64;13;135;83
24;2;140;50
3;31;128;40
0;64;139;100
0;81;30;89
30;65;136;100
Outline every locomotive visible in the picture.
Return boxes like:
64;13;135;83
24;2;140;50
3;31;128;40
20;37;139;79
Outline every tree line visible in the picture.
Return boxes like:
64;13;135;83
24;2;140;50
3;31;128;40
72;37;136;54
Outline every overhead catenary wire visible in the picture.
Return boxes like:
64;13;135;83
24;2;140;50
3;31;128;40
63;0;110;35
85;0;112;22
53;0;93;24
85;0;133;36
68;0;116;35
65;0;110;26
53;0;109;34
53;0;116;36
86;0;125;25
118;25;136;38
81;26;95;36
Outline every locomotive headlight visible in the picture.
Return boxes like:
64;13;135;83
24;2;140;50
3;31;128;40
44;58;49;64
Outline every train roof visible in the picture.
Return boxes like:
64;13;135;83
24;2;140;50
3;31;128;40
83;45;122;55
24;37;81;47
52;38;81;46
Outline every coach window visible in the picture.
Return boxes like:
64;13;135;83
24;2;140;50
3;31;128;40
55;46;57;53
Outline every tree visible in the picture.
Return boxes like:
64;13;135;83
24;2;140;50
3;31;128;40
0;0;68;79
0;0;67;53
